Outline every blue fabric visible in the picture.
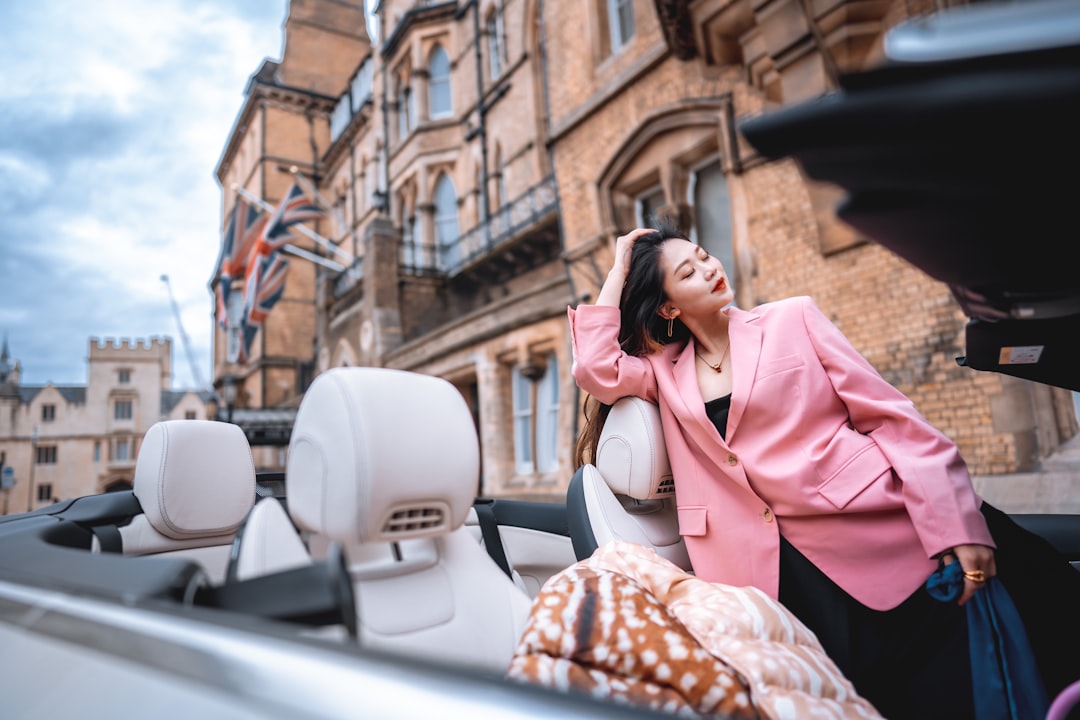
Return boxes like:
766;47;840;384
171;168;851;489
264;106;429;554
926;560;1049;720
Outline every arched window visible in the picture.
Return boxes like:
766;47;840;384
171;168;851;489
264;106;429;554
486;12;505;81
598;104;739;299
433;173;460;270
428;45;452;118
400;191;419;270
396;72;412;140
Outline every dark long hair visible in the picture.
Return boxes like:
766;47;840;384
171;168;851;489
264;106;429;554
574;220;690;467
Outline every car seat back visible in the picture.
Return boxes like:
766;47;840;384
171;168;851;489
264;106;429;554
96;420;256;585
278;367;533;671
566;396;690;570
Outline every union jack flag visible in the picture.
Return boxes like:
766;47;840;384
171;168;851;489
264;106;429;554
238;252;290;363
235;182;324;361
263;182;324;248
213;197;267;329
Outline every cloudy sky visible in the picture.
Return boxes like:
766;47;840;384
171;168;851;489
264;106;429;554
0;1;293;390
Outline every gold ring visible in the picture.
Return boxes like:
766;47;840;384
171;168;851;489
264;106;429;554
963;569;986;583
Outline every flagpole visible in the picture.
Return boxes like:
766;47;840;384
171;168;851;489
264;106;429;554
281;243;346;272
289;166;335;213
289;166;357;253
231;184;353;265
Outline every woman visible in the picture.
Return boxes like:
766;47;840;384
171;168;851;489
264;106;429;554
569;222;1080;718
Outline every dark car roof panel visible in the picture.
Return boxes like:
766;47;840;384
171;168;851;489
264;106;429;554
738;1;1080;391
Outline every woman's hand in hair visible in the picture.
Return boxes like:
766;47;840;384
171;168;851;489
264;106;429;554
597;228;654;307
612;228;653;279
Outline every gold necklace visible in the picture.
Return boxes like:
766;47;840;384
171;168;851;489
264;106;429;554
695;343;729;373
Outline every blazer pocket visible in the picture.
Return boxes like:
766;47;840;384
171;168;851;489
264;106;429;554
815;444;892;510
677;506;708;536
756;354;804;380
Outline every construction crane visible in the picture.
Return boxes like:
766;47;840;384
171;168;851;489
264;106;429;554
160;274;206;389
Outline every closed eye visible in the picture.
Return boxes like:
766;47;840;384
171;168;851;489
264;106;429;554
682;251;709;278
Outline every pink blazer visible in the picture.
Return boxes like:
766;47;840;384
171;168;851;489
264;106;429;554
569;296;994;611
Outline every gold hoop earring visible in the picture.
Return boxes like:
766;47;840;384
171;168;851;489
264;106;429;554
667;317;674;338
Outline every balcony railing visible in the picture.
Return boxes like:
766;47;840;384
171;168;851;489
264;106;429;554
330;57;375;143
332;256;366;299
347;175;561;282
439;174;559;276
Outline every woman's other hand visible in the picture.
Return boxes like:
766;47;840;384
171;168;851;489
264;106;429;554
945;544;997;606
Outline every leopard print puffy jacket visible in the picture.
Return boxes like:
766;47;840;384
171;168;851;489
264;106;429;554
507;541;882;719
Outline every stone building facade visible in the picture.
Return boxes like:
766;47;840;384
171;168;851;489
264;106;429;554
210;0;1077;498
0;338;215;515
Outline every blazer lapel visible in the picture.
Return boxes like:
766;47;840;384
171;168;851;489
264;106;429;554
670;341;723;447
724;307;763;444
662;314;759;500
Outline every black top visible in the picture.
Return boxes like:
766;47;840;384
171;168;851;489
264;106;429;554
703;394;732;441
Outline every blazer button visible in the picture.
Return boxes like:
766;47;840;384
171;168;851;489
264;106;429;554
726;454;737;466
762;508;774;523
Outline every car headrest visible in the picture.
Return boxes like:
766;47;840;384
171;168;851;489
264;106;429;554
596;397;674;500
134;420;256;540
286;367;479;546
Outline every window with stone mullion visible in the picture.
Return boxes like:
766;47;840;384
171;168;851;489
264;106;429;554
428;45;452;118
487;13;505;80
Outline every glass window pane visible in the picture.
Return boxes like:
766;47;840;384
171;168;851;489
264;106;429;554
429;46;452;117
511;367;534;472
618;0;635;45
513;371;530;412
693;160;735;288
487;17;502;79
397;84;409;138
434;175;460;270
226;291;244;362
635;187;665;227
516;417;533;463
536;355;560;473
608;0;635;51
431;82;450;116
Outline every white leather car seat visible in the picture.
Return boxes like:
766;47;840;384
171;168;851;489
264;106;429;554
235;366;533;672
566;396;691;570
228;496;312;582
91;420;256;585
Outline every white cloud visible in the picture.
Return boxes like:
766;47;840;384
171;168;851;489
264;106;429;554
0;0;288;388
0;154;50;195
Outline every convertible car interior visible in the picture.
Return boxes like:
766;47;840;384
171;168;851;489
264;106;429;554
229;366;535;671
3;0;1079;717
